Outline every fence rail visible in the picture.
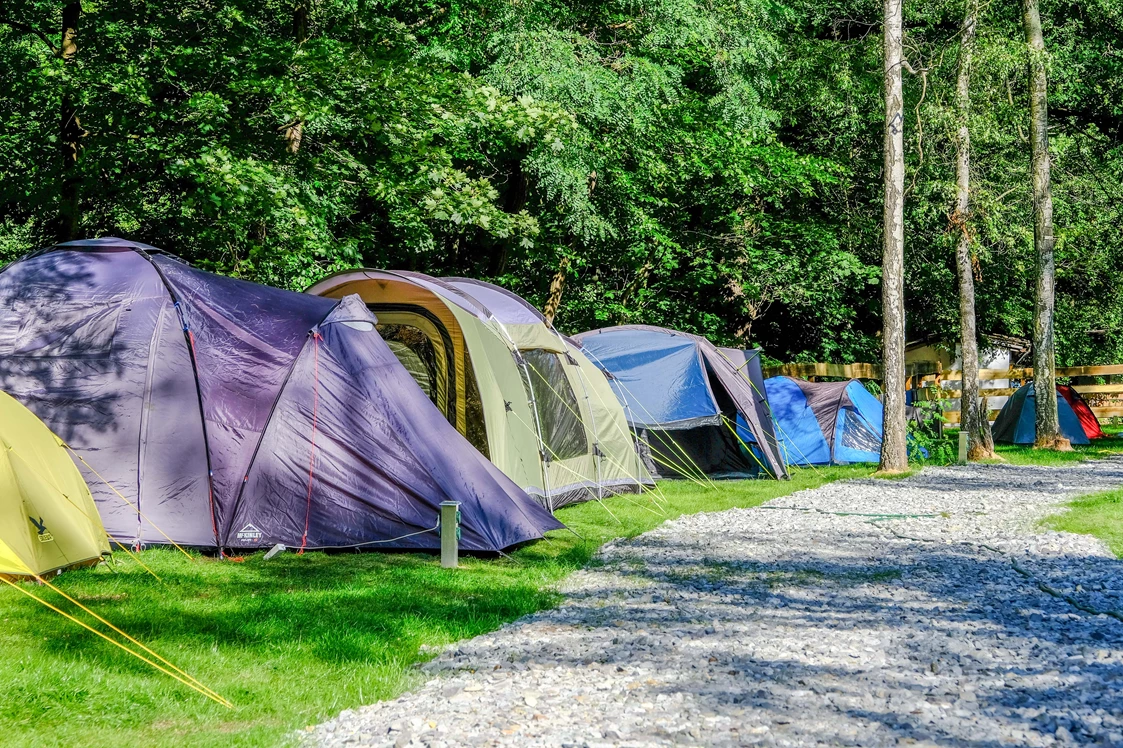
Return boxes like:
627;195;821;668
762;361;1123;424
762;362;939;380
763;362;1123;382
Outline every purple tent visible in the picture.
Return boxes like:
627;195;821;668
0;239;562;552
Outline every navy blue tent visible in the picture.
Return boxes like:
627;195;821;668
992;383;1090;446
0;238;562;552
571;326;786;479
765;377;884;465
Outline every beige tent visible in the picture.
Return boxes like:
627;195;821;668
307;271;652;510
0;391;110;578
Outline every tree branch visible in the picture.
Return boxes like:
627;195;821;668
0;16;61;57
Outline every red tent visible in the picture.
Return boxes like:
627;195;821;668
1057;385;1106;439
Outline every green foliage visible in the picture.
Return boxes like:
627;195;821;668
906;403;957;464
0;468;868;747
0;0;1121;360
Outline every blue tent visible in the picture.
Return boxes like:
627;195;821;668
992;383;1090;446
765;377;885;465
572;326;786;479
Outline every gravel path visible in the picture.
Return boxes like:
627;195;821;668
314;459;1123;747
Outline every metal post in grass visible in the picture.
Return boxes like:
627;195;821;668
440;501;461;568
958;430;969;464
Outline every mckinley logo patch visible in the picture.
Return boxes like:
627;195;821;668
29;516;54;543
235;524;264;544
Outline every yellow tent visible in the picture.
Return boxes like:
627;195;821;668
0;391;110;578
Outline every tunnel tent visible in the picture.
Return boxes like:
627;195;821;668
307;270;653;511
570;326;788;480
992;383;1096;445
0;239;562;552
0;390;110;578
763;377;886;466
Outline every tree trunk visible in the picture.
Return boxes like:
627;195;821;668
1023;0;1066;449
57;2;82;242
490;163;528;275
953;0;996;461
542;256;570;326
284;2;309;153
879;0;909;473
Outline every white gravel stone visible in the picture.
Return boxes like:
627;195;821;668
312;459;1123;747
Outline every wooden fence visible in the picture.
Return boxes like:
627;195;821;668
761;362;1123;424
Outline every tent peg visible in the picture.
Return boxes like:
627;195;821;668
440;502;461;569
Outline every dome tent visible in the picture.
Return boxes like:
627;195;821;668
1059;384;1106;440
570;326;788;480
0;390;110;578
992;383;1097;445
0;239;561;552
764;377;885;466
307;271;653;511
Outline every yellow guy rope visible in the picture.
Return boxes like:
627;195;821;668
604;376;719;488
569;349;718;488
721;415;773;476
62;444;196;563
34;576;230;706
0;577;232;708
567;370;673;510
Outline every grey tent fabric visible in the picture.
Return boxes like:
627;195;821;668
0;238;563;552
718;347;781;464
441;277;546;324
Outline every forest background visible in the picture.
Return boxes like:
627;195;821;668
2;0;1120;365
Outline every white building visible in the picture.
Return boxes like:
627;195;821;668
905;333;1031;415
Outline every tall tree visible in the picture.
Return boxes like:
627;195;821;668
58;2;82;242
879;0;908;472
283;1;309;154
953;0;995;460
1023;0;1064;449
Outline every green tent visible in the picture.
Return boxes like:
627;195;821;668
307;271;653;510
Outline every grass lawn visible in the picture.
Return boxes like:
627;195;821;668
994;424;1123;465
1042;488;1123;558
0;465;867;748
925;424;1123;467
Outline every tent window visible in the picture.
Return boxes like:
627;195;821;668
379;324;440;407
463;346;490;460
839;408;880;454
522;349;588;461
